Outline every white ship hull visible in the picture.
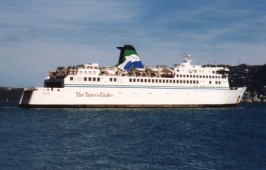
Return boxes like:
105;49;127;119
18;45;247;108
19;86;246;108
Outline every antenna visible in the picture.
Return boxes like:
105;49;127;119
208;47;211;65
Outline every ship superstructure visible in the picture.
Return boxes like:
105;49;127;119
19;45;246;108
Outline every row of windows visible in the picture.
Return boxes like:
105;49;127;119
77;69;227;78
129;79;224;85
176;74;226;79
129;78;200;84
70;77;223;85
79;71;97;75
84;77;101;82
208;81;222;85
70;77;100;82
78;70;226;79
110;78;117;82
70;77;116;82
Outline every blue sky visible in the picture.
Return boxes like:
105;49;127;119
1;0;266;87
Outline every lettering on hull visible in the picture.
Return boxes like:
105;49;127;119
75;92;113;98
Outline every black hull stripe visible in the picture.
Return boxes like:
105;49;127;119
18;104;239;108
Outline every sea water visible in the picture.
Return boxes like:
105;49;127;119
0;102;265;170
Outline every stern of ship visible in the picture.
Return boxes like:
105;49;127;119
18;88;35;107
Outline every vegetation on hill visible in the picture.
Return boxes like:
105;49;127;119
229;64;266;100
0;88;23;102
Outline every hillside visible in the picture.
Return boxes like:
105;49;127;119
0;88;23;102
229;64;266;101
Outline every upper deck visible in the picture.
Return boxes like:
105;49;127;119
44;45;230;89
45;59;230;89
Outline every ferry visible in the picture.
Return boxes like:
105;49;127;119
19;45;246;108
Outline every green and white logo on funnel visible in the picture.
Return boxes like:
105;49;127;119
116;45;144;71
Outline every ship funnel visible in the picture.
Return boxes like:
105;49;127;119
116;45;144;71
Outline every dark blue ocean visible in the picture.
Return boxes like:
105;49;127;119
0;102;265;170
